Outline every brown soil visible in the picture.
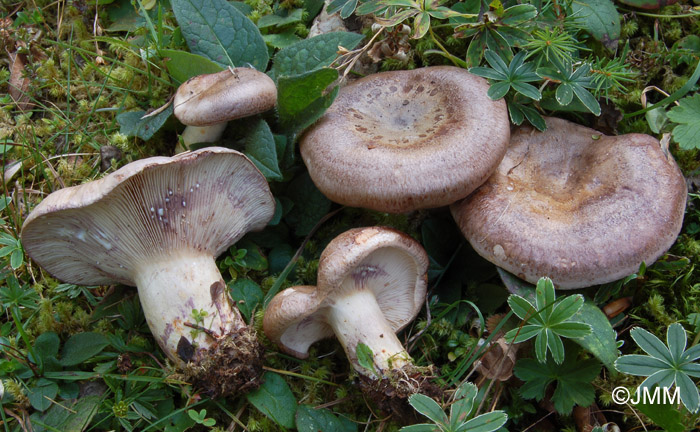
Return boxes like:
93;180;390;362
358;364;444;424
184;326;264;398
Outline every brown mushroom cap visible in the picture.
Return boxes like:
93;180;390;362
451;117;687;289
22;147;275;286
173;68;277;126
263;227;428;358
300;66;510;213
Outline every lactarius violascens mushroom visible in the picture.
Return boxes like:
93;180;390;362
264;226;441;419
173;67;277;150
300;66;509;213
21;147;275;396
451;117;687;289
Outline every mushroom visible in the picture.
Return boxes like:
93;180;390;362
173;67;277;151
299;66;509;213
21;147;275;396
264;227;440;417
451;117;687;289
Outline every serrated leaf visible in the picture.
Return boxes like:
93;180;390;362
505;324;541;343
295;405;357;432
450;381;477;425
243;119;283;181
172;0;268;70
407;394;448;425
246;372;297;428
668;94;700;150
677;372;700;413
161;49;224;84
59;332;109;367
272;32;364;78
570;0;620;51
117;105;174;141
547;329;565;364
277;68;339;136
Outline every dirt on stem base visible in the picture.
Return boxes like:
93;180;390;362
358;364;444;424
184;326;264;398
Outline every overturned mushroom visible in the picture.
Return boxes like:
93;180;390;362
451;117;687;289
264;227;440;418
173;67;277;150
22;147;275;396
300;66;509;213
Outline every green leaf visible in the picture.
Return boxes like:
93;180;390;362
272;32;364;78
535;277;555;320
356;343;377;375
556;83;574;105
487;82;511;100
161;49;224;84
229;279;263;322
534;331;547;363
284;172;332;236
668;94;700;150
547;329;565;364
33;332;60;364
514;346;601;414
246;372;297;428
407;394;448;425
171;0;268;70
507;295;536;322
59;332;109;367
549;295;584;324
500;4;537;25
676;372;700;413
29;378;59;411
615;354;675;376
510;82;541;100
548;321;592;338
263;31;302;49
257;8;303;29
277;68;340;136
570;301;618;370
450;381;477;425
236;240;269;271
570;0;620;50
572;84;601;115
413;12;430;39
666;323;687;362
635;402;685;432
117;105;174;141
295;405;357;432
243;119;283;181
630;327;673;364
505;324;541;343
459;410;508;432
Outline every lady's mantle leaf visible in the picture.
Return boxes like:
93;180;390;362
668;94;700;150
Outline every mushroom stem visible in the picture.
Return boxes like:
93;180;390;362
133;251;243;364
177;123;229;153
326;289;411;377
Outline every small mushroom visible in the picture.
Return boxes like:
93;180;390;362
451;117;687;289
300;66;509;213
264;227;440;417
22;147;276;396
173;67;277;151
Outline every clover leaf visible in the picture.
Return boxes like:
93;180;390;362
667;94;700;150
514;344;601;415
615;323;700;413
505;277;591;364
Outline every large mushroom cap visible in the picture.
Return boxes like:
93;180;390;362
22;147;275;286
173;68;277;127
300;66;510;213
451;117;687;289
264;227;428;358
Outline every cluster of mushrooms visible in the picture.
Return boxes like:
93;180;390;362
21;65;687;417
